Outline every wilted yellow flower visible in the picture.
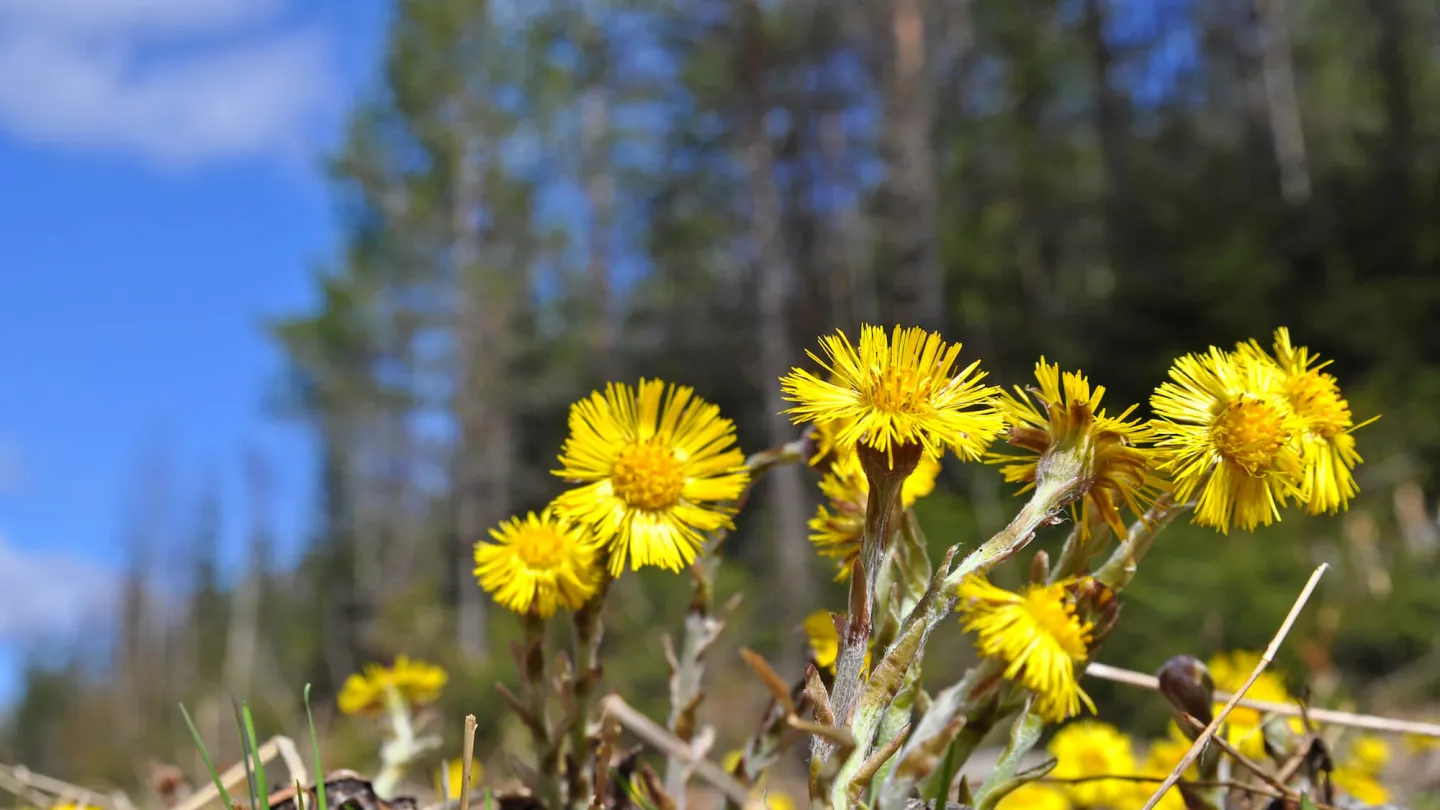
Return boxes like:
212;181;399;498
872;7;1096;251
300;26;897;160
995;782;1070;809
337;656;448;716
474;510;602;617
1206;650;1293;760
781;324;1004;465
957;576;1094;722
808;447;941;580
1332;767;1390;805
1048;721;1136;808
801;610;871;674
1237;328;1374;515
1151;346;1303;533
552;379;749;576
990;358;1158;537
436;759;483;800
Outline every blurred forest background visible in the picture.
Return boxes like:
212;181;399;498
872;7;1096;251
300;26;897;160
4;0;1440;798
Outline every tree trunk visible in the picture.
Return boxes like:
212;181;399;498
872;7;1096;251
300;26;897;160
740;0;815;676
1255;0;1311;204
879;0;944;330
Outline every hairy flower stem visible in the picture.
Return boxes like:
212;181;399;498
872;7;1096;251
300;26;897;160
521;613;563;810
1094;493;1190;590
820;473;905;762
373;686;421;798
567;578;611;809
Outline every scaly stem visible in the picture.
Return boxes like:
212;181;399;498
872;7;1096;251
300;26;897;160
820;473;905;762
521;613;562;810
567;578;611;809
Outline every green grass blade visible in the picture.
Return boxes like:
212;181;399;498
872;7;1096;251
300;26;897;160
180;702;236;809
233;698;260;810
242;701;268;806
303;684;327;810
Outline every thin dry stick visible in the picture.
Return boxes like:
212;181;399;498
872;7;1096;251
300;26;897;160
1086;662;1440;738
1140;563;1329;810
1180;713;1298;802
460;714;478;810
597;694;750;806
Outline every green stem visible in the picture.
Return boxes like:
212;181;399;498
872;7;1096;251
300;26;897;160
522;613;563;810
820;473;905;763
1094;494;1189;589
567;578;611;809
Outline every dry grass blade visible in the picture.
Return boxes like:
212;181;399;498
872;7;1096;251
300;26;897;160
460;714;478;810
597;694;750;806
1139;563;1328;810
1086;663;1440;738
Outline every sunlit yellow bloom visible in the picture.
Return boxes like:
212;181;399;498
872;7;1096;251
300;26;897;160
1131;725;1196;810
1404;729;1440;754
435;759;483;800
1048;721;1136;808
1206;650;1293;760
808;447;941;580
51;804;102;810
337;656;448;716
1332;767;1390;805
552;379;749;576
1150;346;1303;533
1237;327;1375;515
990;358;1159;537
957;576;1094;722
746;791;796;810
1348;734;1391;774
474;510;602;617
781;324;1004;464
995;782;1071;810
722;749;744;773
801;610;871;673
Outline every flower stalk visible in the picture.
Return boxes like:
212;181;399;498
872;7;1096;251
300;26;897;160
520;612;562;810
566;578;610;809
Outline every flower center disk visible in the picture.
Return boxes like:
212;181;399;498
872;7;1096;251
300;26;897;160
1023;588;1088;658
612;440;686;511
1284;371;1350;438
514;526;571;570
867;365;932;415
1210;397;1287;473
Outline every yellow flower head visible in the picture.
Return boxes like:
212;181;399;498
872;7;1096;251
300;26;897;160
337;655;448;716
50;804;102;810
990;358;1159;537
781;324;1005;465
995;782;1071;810
552;379;750;576
1346;734;1391;776
1132;725;1197;810
1047;721;1136;808
1332;767;1391;805
1205;650;1293;760
957;576;1095;722
436;760;483;800
1150;346;1303;533
474;509;602;617
1237;327;1374;515
745;792;796;810
808;447;941;580
801;610;872;673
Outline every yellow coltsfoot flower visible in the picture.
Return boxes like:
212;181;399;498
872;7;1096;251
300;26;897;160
957;576;1095;722
1205;649;1295;760
474;509;602;617
1150;346;1303;533
436;759;483;800
991;358;1159;537
1237;327;1375;515
801;609;871;673
996;782;1071;809
551;379;749;576
1131;724;1197;810
337;656;448;716
781;324;1004;466
1047;720;1137;808
808;446;941;580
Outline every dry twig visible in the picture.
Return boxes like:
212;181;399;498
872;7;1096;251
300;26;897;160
598;694;750;806
1139;563;1328;810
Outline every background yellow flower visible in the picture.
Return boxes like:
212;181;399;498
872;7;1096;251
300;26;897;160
1047;720;1137;808
474;509;601;616
337;656;448;716
552;379;749;575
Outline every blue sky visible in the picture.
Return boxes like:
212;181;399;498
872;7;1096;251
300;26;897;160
0;0;389;705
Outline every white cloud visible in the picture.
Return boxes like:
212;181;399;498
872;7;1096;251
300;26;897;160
0;0;335;166
0;530;119;641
